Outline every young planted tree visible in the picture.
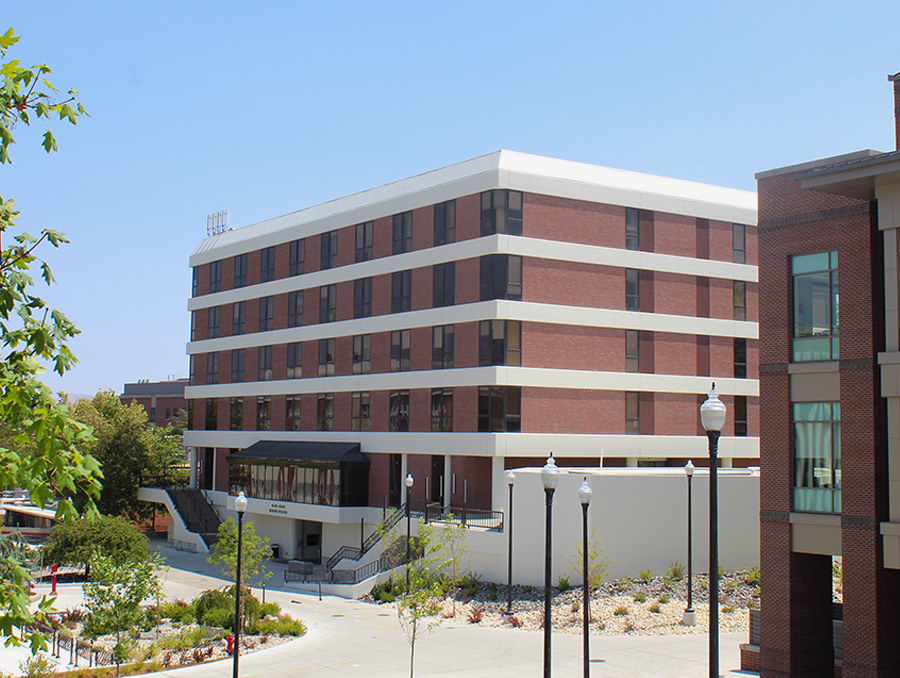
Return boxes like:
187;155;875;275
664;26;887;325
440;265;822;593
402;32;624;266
207;517;273;586
566;527;611;622
439;514;469;616
43;514;150;578
0;27;101;652
83;552;165;677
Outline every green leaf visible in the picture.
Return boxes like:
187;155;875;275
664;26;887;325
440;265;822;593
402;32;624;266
0;28;20;50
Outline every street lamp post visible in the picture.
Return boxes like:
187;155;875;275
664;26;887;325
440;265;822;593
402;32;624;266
405;473;414;588
232;491;248;678
683;460;696;626
541;453;561;678
700;384;726;678
506;470;516;614
578;477;592;678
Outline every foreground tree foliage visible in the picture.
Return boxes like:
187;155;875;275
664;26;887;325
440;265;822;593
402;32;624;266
0;28;100;651
71;391;186;520
43;514;150;577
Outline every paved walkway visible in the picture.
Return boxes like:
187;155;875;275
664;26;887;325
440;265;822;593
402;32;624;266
2;541;755;677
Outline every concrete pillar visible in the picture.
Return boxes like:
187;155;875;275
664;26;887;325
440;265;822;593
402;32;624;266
188;447;197;488
444;455;452;508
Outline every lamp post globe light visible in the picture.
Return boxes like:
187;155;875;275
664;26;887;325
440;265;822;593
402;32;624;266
683;460;696;626
405;473;414;588
700;384;726;678
505;470;516;614
541;453;561;678
578;477;592;678
232;491;248;678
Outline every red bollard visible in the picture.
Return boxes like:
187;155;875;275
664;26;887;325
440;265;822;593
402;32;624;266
51;564;58;595
226;633;234;655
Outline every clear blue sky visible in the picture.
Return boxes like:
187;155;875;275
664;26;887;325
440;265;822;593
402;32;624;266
3;1;899;397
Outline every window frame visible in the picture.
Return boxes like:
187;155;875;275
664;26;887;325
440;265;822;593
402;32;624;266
354;277;372;318
390;329;411;372
625;208;640;251
234;253;248;288
258;296;274;332
317;393;334;431
232;301;246;335
352;334;371;374
208;306;221;338
625;329;640;372
286;342;302;379
319;284;337;323
389;390;410;432
231;349;245;383
432;325;454;369
320;230;338;270
288;290;304;328
625;392;640;434
792;251;839;362
392;211;413;255
289;239;305;276
480;190;523;236
351;392;370;432
433;262;455;308
206;352;219;385
209;260;222;293
260;246;276;283
318;338;335;377
434;200;456;246
355;221;373;262
431;387;453;432
391;270;412;313
625;268;640;312
257;345;273;381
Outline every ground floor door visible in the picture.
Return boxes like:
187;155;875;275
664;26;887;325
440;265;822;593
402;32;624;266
295;520;322;564
430;455;444;505
388;453;402;507
200;448;214;490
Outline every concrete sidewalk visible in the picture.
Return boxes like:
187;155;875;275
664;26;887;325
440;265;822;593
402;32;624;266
1;540;754;677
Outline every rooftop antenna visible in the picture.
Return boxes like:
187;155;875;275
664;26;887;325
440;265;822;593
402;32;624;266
207;209;229;237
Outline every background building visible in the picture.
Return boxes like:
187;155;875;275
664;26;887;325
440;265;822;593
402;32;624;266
165;151;758;567
747;76;900;676
121;377;188;427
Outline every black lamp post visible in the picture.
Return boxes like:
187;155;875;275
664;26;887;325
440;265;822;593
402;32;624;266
578;477;592;678
541;453;560;678
700;384;726;678
506;470;515;614
683;460;696;626
405;473;414;588
232;491;248;678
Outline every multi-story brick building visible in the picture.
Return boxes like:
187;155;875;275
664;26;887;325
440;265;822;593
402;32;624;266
747;76;900;676
178;150;758;563
121;378;189;428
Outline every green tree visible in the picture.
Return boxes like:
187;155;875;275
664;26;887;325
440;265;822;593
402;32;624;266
0;27;100;652
83;551;165;677
439;515;469;616
207;518;272;586
566;527;611;622
43;514;149;577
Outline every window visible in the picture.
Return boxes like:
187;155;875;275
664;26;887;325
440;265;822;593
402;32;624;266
192;267;198;297
479;255;522;301
209;260;222;293
351;392;370;431
625;330;640;372
734;281;746;321
793;402;841;513
352;335;371;374
392;270;412;313
230;398;243;431
355;222;373;262
433;262;455;307
434;200;456;245
734;338;747;378
287;342;302;378
257;346;273;381
431;388;453;432
625;208;640;251
318;338;335;376
231;349;245;383
191;312;197;341
481;190;523;236
317;394;334;431
286;396;301;431
232;301;246;335
479;320;521;366
625;269;640;312
260;246;276;283
478;386;521;432
188;399;194;428
319;284;336;323
320;230;338;270
625;392;639;434
189;355;196;385
734;396;747;437
290;239;305;276
389;390;410;432
288;290;304;328
205;398;217;430
733;223;746;264
392;211;413;254
259;296;274;332
792;251;839;361
390;330;411;372
256;396;271;431
354;278;372;318
208;306;221;338
206;352;219;384
234;253;248;288
432;325;454;369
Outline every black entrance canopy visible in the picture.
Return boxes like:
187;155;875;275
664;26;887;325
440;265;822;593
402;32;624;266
227;440;369;467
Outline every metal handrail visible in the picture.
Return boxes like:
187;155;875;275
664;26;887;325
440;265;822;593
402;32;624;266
285;557;392;585
325;504;407;570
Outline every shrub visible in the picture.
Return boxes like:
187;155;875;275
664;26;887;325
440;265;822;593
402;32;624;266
744;566;761;585
467;606;483;624
509;615;523;628
639;568;652;582
156;626;218;651
722;605;736;613
832;560;842;583
83;608;118;638
658;594;670;604
201;607;232;629
570;600;580;613
648;602;661;613
249;614;306;636
718;563;725;578
371;577;403;603
459;572;480;597
557;575;570;592
666;562;684;581
633;591;647;603
258;602;281;618
615;577;632;592
522;585;532;593
487;582;498;601
194;588;232;620
613;605;629;616
161;600;195;625
19;652;55;678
